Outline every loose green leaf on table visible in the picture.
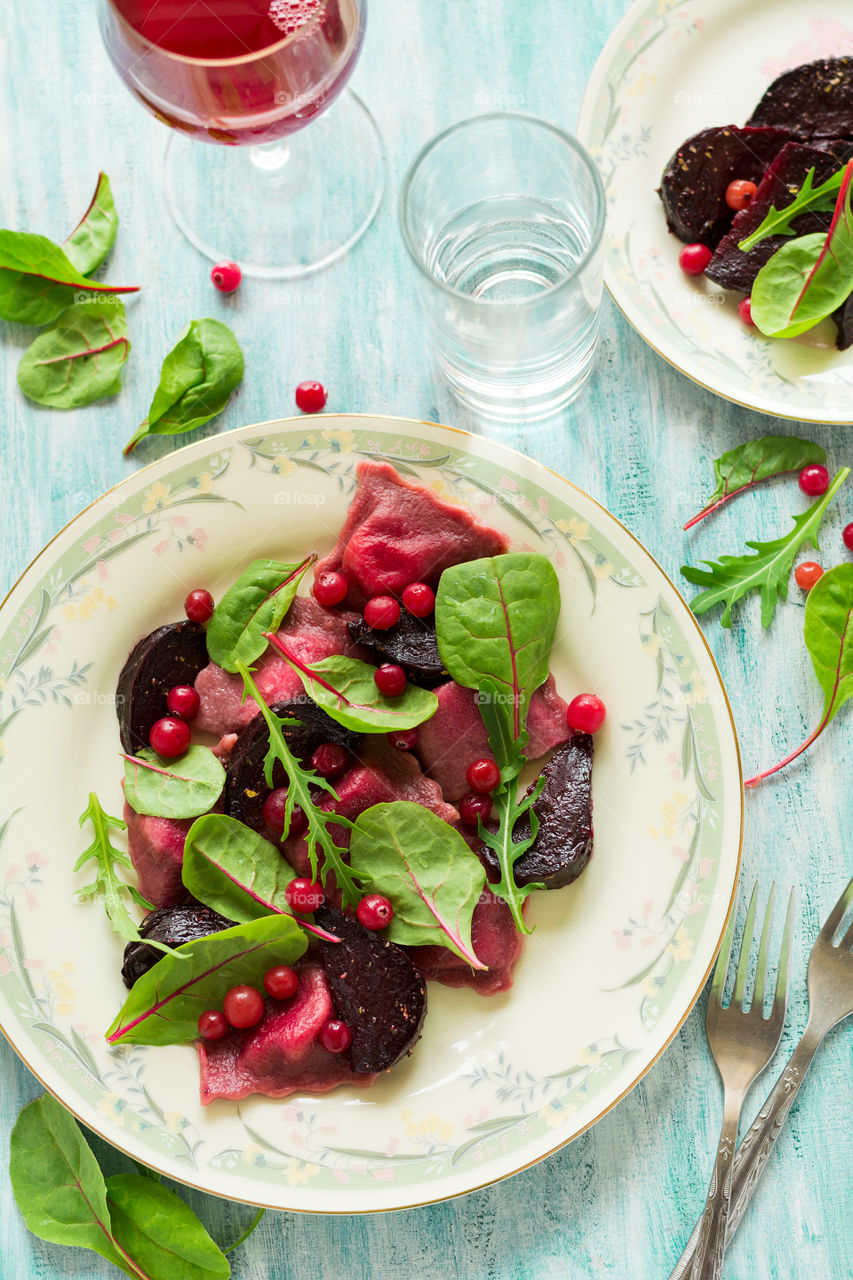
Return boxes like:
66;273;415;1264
17;298;130;409
105;1173;230;1280
123;746;226;820
206;555;315;673
349;802;487;968
107;913;307;1046
0;230;138;325
681;467;850;628
684;435;827;530
63;172;119;276
125;318;244;454
738;163;845;253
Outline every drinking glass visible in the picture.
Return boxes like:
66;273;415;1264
399;114;606;420
97;0;384;277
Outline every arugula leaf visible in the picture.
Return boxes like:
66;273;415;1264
63;173;119;276
124;319;244;454
349;803;487;967
682;468;850;628
0;230;138;325
684;435;827;530
17;298;130;409
123;746;226;820
738;164;844;253
105;1174;230;1280
106;914;307;1046
266;636;439;733
206;556;314;673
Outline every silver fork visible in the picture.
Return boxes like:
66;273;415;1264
670;882;793;1280
671;875;853;1277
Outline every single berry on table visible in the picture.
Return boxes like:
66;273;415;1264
725;179;757;211
313;570;348;607
374;663;407;697
566;693;607;734
166;684;200;720
295;380;327;412
401;582;435;617
211;260;242;293
799;464;830;497
185;588;214;623
844;522;853;552
264;965;299;1000
390;728;419;751
466;758;500;793
678;243;712;276
459;792;492;827
223;984;265;1029
149;716;191;758
363;596;400;630
198;1009;228;1040
795;561;824;591
285;877;325;913
319;1019;352;1053
357;893;394;930
738;296;754;327
311;742;349;779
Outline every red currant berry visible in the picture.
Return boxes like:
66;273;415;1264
262;788;308;838
357;893;394;930
319;1019;352;1053
466;758;500;793
313;570;348;607
678;243;712;276
738;296;754;327
285;877;325;913
390;728;419;751
844;522;853;552
166;684;200;720
198;1009;228;1040
401;582;435;617
263;965;299;1000
295;380;327;412
363;596;400;630
725;179;757;211
311;742;349;779
223;984;265;1029
799;464;830;497
566;693;607;734
459;792;492;827
374;664;407;697
184;588;214;623
149;716;191;758
795;561;824;591
211;260;242;293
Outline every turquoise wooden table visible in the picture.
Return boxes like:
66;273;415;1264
1;0;852;1275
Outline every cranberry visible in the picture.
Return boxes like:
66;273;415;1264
738;296;754;327
285;877;325;913
319;1019;352;1053
795;561;824;591
263;965;299;1000
262;788;308;838
678;243;712;276
374;663;407;697
357;893;394;930
844;522;853;552
725;179;757;211
185;588;214;623
363;596;400;630
211;260;242;293
466;758;500;793
313;570;348;607
311;742;349;779
198;1009;228;1040
401;582;435;617
166;684;200;720
223;984;265;1029
799;464;830;497
459;792;492;827
149;716;191;758
390;728;419;751
567;693;607;734
295;380;327;412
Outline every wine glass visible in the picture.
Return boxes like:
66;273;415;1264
97;0;384;277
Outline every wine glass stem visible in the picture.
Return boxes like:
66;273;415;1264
249;139;294;187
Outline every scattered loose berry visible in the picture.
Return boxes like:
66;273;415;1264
319;1019;352;1053
313;570;348;607
149;716;191;758
459;792;492;827
285;877;325;913
844;522;853;552
401;582;435;617
263;965;299;1000
738;296;754;327
725;179;757;211
799;464;830;497
357;893;394;930
311;742;349;779
185;588;215;623
390;728;419;751
295;380;327;412
466;758;500;793
211;260;242;292
166;684;201;720
363;596;400;630
566;693;607;735
795;561;824;591
374;663;407;697
223;984;265;1029
262;788;308;838
678;243;712;276
198;1009;228;1040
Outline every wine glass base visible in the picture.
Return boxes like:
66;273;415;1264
163;90;385;279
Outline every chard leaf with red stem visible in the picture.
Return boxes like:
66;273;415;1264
205;555;315;673
17;298;130;409
684;435;827;530
63;172;118;276
0;230;138;326
122;745;225;819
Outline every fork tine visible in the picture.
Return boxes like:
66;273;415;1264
818;875;853;943
772;888;795;1019
839;913;853;951
732;881;759;1007
752;883;776;1011
710;900;737;1006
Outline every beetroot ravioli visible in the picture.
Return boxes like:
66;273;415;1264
108;461;598;1103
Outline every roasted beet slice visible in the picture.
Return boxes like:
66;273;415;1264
121;902;234;987
224;700;359;831
833;294;853;350
748;57;853;141
659;125;792;248
117;621;208;754
315;906;427;1073
347;610;447;687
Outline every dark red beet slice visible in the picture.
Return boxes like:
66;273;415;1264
224;700;359;831
659;125;793;248
748;57;853;141
347;609;447;687
833;294;853;350
116;621;208;754
315;905;427;1073
121;902;234;987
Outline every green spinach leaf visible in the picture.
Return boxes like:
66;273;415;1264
64;173;119;276
0;230;138;325
123;746;226;820
17;298;129;408
106;1174;230;1280
684;435;827;530
206;556;314;673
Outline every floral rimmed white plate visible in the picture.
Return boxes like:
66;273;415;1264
577;0;853;422
0;415;742;1213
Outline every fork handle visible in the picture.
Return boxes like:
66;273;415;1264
684;1093;743;1280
